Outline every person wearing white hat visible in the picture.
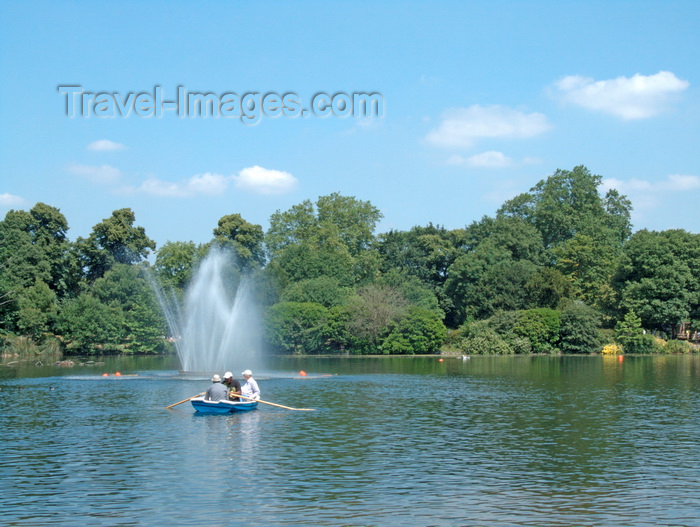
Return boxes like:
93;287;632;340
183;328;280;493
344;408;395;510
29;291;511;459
204;374;228;401
222;371;242;401
241;369;260;401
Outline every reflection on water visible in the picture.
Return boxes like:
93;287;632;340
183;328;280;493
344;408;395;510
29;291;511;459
1;355;700;526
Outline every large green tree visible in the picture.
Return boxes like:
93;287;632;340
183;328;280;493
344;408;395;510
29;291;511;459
498;165;632;249
77;208;155;281
89;264;168;354
213;213;265;269
377;224;464;288
558;301;602;354
0;204;77;334
381;306;446;355
265;301;329;354
552;233;620;307
16;279;59;341
56;294;127;354
265;193;382;259
154;241;208;291
614;229;700;334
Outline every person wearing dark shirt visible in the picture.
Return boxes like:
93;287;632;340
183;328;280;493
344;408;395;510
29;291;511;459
222;371;242;401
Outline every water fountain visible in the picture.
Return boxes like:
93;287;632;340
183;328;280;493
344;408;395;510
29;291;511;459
154;247;262;374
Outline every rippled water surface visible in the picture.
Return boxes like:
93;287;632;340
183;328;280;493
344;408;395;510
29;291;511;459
2;355;700;526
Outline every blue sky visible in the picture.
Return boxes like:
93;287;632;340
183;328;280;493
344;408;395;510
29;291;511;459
1;1;698;250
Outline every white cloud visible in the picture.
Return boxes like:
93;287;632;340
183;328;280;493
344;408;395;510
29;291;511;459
68;162;297;198
136;173;230;198
233;165;298;195
445;151;539;169
425;105;551;149
136;179;184;197
602;174;700;195
184;173;230;195
68;163;122;184
467;150;513;168
0;192;26;208
553;71;689;119
665;174;700;191
87;139;126;151
602;174;700;216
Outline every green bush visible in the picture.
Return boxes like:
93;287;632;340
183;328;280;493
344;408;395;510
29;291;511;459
559;301;602;354
510;336;532;354
615;311;661;353
55;294;127;355
459;321;513;355
663;339;693;354
513;308;561;354
264;301;330;354
381;306;446;355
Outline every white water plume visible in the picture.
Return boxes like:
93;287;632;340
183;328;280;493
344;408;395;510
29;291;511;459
154;247;262;373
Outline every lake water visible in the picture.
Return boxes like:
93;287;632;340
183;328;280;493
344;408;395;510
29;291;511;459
2;355;700;526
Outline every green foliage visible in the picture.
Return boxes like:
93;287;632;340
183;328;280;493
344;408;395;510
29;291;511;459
469;259;537;319
264;301;329;354
377;269;443;317
459;321;513;355
1;173;695;360
525;267;571;309
91;264;168;354
614;229;700;333
266;193;382;259
274;242;355;286
381;307;447;355
154;241;208;290
553;233;620;307
0;204;78;334
443;216;546;327
469;311;532;354
443;241;511;326
315;193;383;256
463;215;546;263
1;334;62;361
513;308;561;354
663;339;693;354
281;276;354;308
558;301;602;354
56;294;127;355
377;224;464;287
498;165;632;249
614;311;659;354
77;208;155;281
16;280;59;341
344;284;409;351
213;213;265;269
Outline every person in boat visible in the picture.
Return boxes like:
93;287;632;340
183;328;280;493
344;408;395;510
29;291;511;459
241;369;260;401
222;371;242;401
204;374;228;402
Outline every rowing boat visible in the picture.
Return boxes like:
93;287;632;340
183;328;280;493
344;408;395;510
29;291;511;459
190;397;258;414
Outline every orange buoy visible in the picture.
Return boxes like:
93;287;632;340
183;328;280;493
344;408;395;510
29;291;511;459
299;370;307;377
102;373;109;377
115;371;122;377
438;358;444;362
618;356;624;363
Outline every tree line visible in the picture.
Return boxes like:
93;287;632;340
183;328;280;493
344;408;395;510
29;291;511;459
1;165;699;358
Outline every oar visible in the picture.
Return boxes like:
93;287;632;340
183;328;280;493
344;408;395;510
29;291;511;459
165;392;205;409
235;393;315;411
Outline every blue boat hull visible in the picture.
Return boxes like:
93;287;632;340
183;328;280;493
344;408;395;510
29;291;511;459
190;397;258;414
